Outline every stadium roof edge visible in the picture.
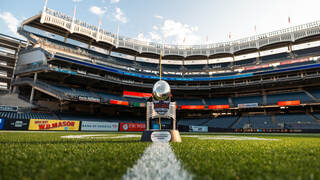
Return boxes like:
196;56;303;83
20;7;320;60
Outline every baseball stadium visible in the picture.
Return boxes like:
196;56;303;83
1;0;320;179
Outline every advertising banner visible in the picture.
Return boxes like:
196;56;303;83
208;105;230;109
119;123;146;132
244;64;269;71
238;103;259;108
81;121;119;132
0;106;18;112
29;119;80;131
3;119;29;130
280;58;309;65
0;118;4;130
123;91;152;98
277;100;300;106
78;96;101;103
180;105;205;110
110;99;129;106
190;125;208;132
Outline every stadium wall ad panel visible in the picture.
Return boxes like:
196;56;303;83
123;91;152;98
277;100;300;106
0;118;5;130
190;126;208;132
208;105;230;109
81;121;119;132
180;105;205;110
110;99;129;106
3;119;29;130
29;119;80;131
0;105;18;112
119;123;146;132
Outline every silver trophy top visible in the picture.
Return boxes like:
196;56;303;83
152;80;171;101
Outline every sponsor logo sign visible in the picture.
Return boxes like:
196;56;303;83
81;121;118;132
79;96;101;103
119;123;146;132
0;106;18;112
0;118;5;130
151;131;172;142
3;119;29;130
190;126;208;132
238;103;259;108
29;119;80;131
153;100;170;115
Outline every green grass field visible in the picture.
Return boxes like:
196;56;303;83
1;132;320;180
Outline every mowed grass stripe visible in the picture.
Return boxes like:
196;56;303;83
0;132;150;180
172;135;320;180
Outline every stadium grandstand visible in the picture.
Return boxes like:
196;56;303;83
2;4;320;132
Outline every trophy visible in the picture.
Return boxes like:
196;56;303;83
141;80;181;142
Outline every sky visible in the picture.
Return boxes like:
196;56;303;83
0;0;320;45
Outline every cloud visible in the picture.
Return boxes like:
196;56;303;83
149;32;161;41
160;19;201;45
89;6;107;16
153;25;158;30
0;12;19;36
154;15;163;20
136;33;151;42
134;19;201;45
72;0;82;2
110;0;120;3
114;7;127;23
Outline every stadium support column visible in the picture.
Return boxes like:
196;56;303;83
29;72;38;103
10;44;21;93
257;49;261;64
64;32;69;43
288;43;294;58
231;55;235;70
262;90;267;106
88;40;93;50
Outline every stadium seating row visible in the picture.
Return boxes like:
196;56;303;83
17;78;320;108
179;114;320;129
24;31;320;79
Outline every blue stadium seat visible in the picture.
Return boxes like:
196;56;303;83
266;92;313;104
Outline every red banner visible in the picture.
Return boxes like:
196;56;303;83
119;123;146;132
280;58;309;65
110;99;129;106
208;105;230;109
123;91;152;98
244;64;269;71
180;105;205;110
277;100;300;106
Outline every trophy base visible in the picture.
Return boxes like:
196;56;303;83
141;130;182;142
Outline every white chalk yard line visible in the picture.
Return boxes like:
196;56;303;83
183;135;279;141
60;134;141;139
122;142;192;180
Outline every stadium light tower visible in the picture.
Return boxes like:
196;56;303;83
141;49;181;142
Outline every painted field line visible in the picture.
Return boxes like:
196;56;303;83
122;142;192;180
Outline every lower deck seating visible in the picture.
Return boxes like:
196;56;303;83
204;116;238;128
0;111;55;120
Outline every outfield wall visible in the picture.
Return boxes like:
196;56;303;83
1;118;320;133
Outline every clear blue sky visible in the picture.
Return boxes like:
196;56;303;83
0;0;320;45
